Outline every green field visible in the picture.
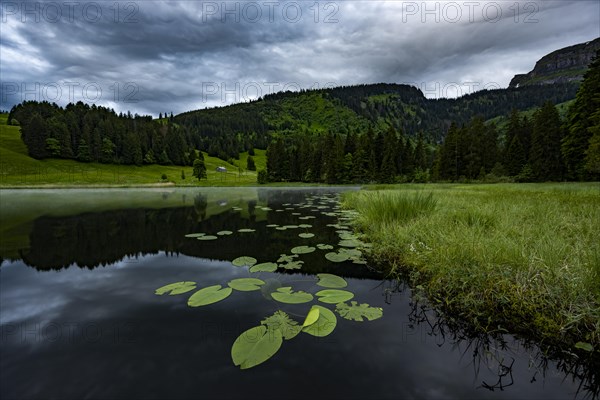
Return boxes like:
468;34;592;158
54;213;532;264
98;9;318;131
344;183;600;353
0;114;265;187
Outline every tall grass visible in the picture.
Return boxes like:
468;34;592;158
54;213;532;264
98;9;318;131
343;183;600;353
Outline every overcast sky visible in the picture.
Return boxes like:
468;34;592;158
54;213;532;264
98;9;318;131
1;0;598;116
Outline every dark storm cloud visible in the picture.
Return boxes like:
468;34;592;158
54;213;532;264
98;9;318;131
1;0;598;115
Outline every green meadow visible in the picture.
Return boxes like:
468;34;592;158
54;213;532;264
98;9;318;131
0;114;265;187
344;183;600;352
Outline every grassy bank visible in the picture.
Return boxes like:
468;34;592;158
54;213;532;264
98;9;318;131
343;183;600;353
0;114;265;186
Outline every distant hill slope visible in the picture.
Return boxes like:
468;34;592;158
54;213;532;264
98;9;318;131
175;39;597;141
509;38;600;88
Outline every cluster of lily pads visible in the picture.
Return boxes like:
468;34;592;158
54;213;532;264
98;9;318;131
155;271;383;369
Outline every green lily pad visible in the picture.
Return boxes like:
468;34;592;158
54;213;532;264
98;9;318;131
275;227;287;230
298;224;312;228
291;246;316;254
217;230;233;236
316;273;348;288
298;216;316;220
250;262;278;273
352;260;368;265
271;287;313;304
302;305;337;337
325;252;350;263
338;232;358;240
261;207;272;211
231;325;282;369
232;207;243;211
198;235;218;241
266;224;279;228
155;281;197;295
299;233;315;239
279;261;303;270
277;254;298;263
261;310;301;340
339;248;362;258
317;244;334;250
283;225;298;229
302;307;320;327
316;289;354;304
575;342;594;352
184;233;205;238
338;239;361;248
232;256;257;267
228;278;266;291
238;228;256;233
188;285;233;307
336;301;383;321
291;212;301;216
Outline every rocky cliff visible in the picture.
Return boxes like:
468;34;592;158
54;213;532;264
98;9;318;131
509;38;600;88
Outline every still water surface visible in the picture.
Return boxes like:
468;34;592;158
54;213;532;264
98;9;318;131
0;188;593;399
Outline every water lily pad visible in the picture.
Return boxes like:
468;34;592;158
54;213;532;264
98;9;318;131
302;307;320;327
277;254;298;263
316;273;347;288
298;216;316;220
279;261;303;270
198;235;218;241
291;212;301;216
184;233;205;238
325;252;350;263
283;225;298;229
291;246;316;254
298;224;312;228
231;325;282;369
228;278;266;291
217;230;233;236
250;262;278;273
352;260;368;265
339;248;362;258
266;224;279;228
232;256;257;267
238;228;256;233
261;310;301;340
155;281;197;295
316;289;354;304
302;305;337;337
232;207;243;211
261;207;272;211
316;244;334;250
338;232;358;240
336;301;383;322
339;239;361;248
188;285;233;307
271;287;313;304
298;233;315;239
275;227;287;230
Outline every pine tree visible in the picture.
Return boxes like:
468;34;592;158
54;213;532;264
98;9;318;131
562;51;600;180
530;102;564;181
247;155;256;171
193;158;207;180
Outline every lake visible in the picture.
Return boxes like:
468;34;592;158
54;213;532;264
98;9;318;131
0;188;594;399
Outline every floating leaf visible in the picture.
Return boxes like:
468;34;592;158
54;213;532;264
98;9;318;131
291;212;301;216
283;225;298;229
291;246;316;254
266;224;279;228
231;325;282;369
336;301;383;322
316;289;354;304
352;260;368;265
261;310;301;340
316;273;348;288
298;216;316;220
339;248;362;258
299;233;315;239
575;342;594;352
317;244;334;250
238;228;256;233
302;307;320;327
250;262;278;273
325;252;350;263
261;207;272;211
198;235;218;241
184;233;205;238
188;285;233;307
232;256;257;267
302;305;337;337
232;207;243;211
279;261;303;270
298;224;312;228
339;239;361;248
155;281;197;295
228;278;266;291
271;287;313;304
338;232;358;240
277;254;298;263
217;230;233;236
275;227;287;230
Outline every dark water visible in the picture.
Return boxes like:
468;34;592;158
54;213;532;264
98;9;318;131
0;188;595;399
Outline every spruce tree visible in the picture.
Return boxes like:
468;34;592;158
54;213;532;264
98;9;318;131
530;102;564;181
